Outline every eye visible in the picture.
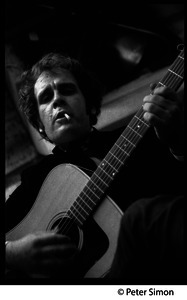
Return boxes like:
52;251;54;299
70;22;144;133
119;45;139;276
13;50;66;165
39;89;53;104
59;83;77;95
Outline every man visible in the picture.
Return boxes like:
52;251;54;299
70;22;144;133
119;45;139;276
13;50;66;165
5;52;184;281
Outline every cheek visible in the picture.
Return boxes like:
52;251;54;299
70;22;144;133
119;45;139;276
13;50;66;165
39;106;52;129
74;98;89;118
76;106;90;126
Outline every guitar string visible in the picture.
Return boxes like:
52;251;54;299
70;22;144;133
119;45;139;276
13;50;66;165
56;48;184;234
163;56;184;89
57;73;183;237
57;107;150;230
56;109;149;233
157;51;184;90
56;49;184;235
76;49;184;198
55;109;148;231
87;50;184;189
61;49;184;227
165;50;184;88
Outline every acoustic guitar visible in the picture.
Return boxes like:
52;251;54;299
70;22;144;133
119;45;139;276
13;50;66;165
6;46;184;278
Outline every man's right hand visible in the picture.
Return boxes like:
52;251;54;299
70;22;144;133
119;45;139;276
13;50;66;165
5;231;79;278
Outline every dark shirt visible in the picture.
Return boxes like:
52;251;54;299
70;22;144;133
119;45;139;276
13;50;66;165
5;127;183;233
107;194;185;284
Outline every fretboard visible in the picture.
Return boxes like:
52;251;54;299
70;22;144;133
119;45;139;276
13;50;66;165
67;48;184;227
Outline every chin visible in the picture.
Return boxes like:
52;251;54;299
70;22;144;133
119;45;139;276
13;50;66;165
52;131;77;146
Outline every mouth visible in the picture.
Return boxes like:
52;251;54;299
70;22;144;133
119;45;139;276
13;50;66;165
54;111;71;123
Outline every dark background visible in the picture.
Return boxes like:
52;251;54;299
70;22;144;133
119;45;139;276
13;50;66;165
5;1;185;192
5;2;184;92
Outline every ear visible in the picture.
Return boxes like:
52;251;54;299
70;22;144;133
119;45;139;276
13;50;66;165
38;120;45;133
89;107;98;126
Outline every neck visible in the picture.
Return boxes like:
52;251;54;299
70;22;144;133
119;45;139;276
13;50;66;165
58;128;94;153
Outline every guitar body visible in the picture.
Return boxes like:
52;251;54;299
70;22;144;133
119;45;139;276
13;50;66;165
6;164;123;278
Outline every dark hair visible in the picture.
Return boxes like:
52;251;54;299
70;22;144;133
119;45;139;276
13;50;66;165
19;53;103;141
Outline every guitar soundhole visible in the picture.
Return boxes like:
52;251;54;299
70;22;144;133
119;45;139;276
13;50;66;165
46;212;83;249
47;212;109;276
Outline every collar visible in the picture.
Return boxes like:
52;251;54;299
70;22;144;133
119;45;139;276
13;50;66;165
52;127;99;156
52;127;123;159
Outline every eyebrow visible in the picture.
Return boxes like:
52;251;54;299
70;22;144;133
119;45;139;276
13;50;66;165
58;82;77;89
37;82;77;101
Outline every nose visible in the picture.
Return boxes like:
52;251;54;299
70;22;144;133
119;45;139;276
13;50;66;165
53;90;65;109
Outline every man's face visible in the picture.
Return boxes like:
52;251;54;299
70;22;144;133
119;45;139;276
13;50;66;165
34;68;91;146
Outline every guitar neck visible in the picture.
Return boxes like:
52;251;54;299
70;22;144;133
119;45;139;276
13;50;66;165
67;48;184;227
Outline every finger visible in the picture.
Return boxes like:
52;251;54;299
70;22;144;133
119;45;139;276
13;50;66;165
37;243;78;259
143;101;170;120
143;94;177;110
34;232;73;247
151;86;177;101
143;111;165;127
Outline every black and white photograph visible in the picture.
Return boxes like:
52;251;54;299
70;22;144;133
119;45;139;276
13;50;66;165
4;1;185;298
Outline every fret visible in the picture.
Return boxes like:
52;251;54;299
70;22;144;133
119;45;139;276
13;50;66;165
168;69;183;79
98;164;114;180
159;72;183;90
171;62;184;77
103;158;119;172
66;47;184;227
102;152;125;175
109;151;124;164
127;125;142;137
161;77;182;90
92;172;109;187
70;204;87;219
134;115;149;127
81;188;99;202
170;65;183;77
115;143;130;156
78;197;93;210
98;160;120;180
80;180;106;209
98;163;119;180
159;49;184;91
87;179;105;195
68;209;84;226
77;190;100;211
121;135;136;148
73;200;90;216
158;82;166;87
